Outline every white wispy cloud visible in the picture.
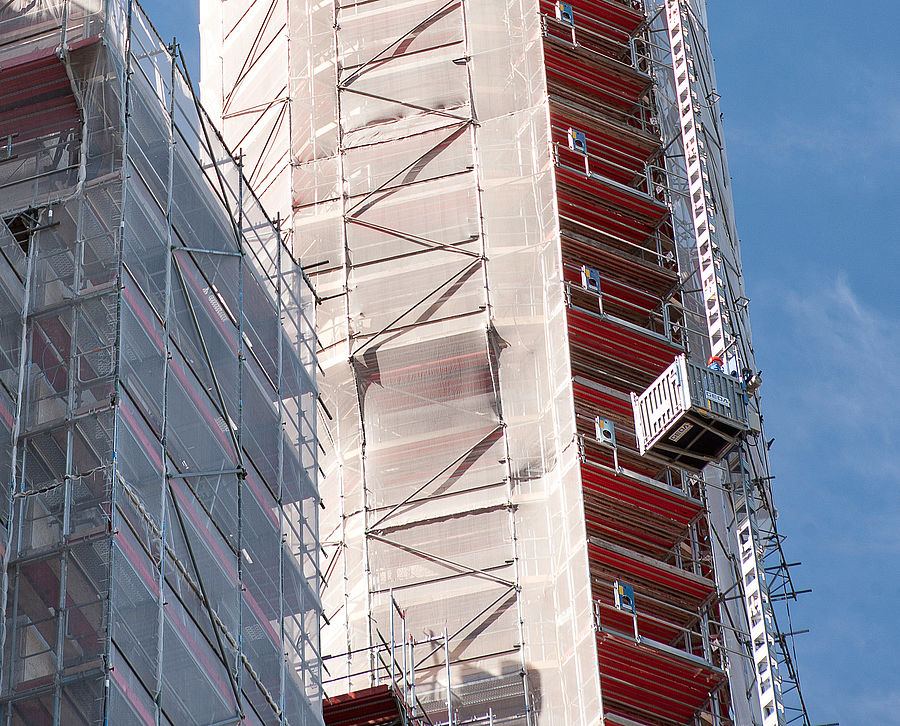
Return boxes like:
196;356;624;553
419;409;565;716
839;688;900;724
776;273;900;477
761;275;900;724
726;63;900;179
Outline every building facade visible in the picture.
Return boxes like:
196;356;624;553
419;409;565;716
0;1;321;724
200;1;809;725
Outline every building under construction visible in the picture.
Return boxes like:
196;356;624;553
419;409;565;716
200;0;813;725
0;1;321;724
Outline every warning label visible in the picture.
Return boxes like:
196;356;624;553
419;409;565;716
705;390;731;408
669;422;693;443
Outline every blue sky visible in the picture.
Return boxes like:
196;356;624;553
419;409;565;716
707;2;900;723
146;1;897;722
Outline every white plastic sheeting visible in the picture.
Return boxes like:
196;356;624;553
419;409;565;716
202;0;601;723
202;0;806;724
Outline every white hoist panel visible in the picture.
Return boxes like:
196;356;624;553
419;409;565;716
631;355;748;470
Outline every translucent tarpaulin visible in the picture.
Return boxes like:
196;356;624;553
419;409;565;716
203;0;808;724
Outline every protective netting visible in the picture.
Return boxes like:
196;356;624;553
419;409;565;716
202;0;797;724
0;1;320;724
202;0;606;721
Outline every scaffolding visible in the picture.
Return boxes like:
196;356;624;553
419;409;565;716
321;594;504;726
200;0;813;725
0;1;321;724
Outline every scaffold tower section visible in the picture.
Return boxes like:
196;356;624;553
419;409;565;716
201;0;815;725
0;2;321;724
